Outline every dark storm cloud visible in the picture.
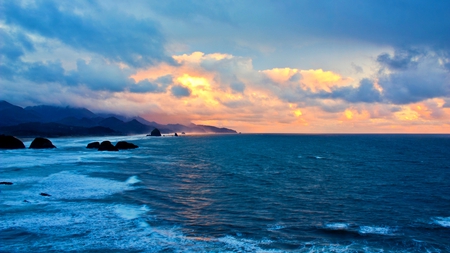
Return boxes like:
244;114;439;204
171;85;191;98
1;0;169;67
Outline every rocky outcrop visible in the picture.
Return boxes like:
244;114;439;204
98;141;119;151
29;137;56;149
86;142;100;149
115;141;138;150
147;128;162;136
0;135;25;149
174;133;178;137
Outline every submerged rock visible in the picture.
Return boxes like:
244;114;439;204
0;135;25;149
86;141;100;149
98;141;119;151
115;141;138;150
40;193;51;197
29;137;56;149
148;128;161;136
0;182;13;185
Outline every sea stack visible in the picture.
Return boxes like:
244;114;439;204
98;141;119;151
29;137;56;149
148;128;162;136
86;142;100;149
0;135;25;149
115;141;138;150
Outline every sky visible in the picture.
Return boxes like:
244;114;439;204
1;0;450;133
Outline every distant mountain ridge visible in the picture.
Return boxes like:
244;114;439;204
0;101;237;137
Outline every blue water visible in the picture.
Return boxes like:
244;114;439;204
1;134;450;252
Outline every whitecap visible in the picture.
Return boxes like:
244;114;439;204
125;175;141;184
359;226;396;235
114;204;150;220
433;217;450;227
324;223;349;230
267;224;286;231
28;171;137;200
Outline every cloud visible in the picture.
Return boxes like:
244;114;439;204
2;0;169;67
377;49;423;71
320;79;382;103
171;85;191;97
129;75;172;93
377;50;450;104
230;81;245;93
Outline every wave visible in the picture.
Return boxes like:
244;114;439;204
359;226;397;236
432;217;450;228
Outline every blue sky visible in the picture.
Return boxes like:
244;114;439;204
1;0;449;132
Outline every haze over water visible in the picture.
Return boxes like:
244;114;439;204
1;134;449;252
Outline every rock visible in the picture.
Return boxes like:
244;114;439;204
98;141;119;151
115;141;138;150
29;137;56;149
23;200;30;203
0;182;13;185
148;128;161;136
40;192;51;197
174;133;178;137
181;132;185;135
0;135;25;149
86;141;100;149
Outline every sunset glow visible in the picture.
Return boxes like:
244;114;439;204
1;1;449;133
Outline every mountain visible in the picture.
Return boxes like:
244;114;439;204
0;101;237;137
0;100;42;126
25;105;97;122
0;122;117;137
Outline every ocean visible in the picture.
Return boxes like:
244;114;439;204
1;134;449;252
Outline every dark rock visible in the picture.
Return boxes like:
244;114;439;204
98;141;119;151
29;137;56;149
40;193;51;197
0;135;25;149
148;128;161;136
174;133;178;137
86;141;100;149
115;141;138;150
23;200;30;203
0;182;13;185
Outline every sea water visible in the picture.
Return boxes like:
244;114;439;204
1;134;449;252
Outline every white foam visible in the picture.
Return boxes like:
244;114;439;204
114;205;149;220
359;226;396;235
125;175;141;184
217;235;278;252
324;223;349;230
433;217;450;227
0;201;198;252
267;224;286;231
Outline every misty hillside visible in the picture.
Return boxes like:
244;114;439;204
0;101;237;137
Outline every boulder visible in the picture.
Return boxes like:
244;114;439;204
98;141;119;151
148;128;161;136
86;142;100;149
0;182;13;185
29;137;56;149
40;192;51;197
115;141;138;150
0;135;25;149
